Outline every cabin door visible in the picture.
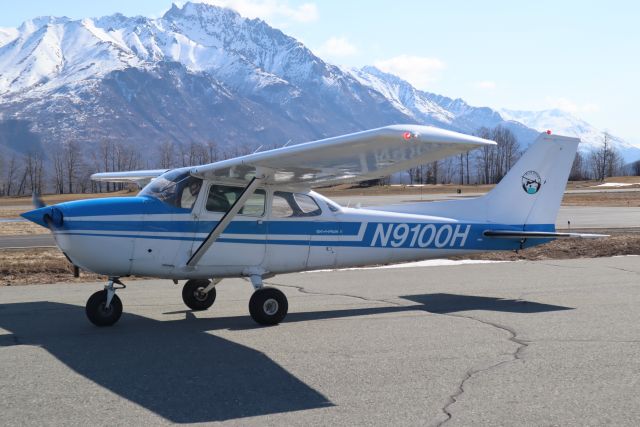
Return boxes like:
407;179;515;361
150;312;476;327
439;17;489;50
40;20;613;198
192;183;267;267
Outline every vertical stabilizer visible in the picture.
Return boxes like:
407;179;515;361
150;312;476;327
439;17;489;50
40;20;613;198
483;133;579;227
374;132;580;229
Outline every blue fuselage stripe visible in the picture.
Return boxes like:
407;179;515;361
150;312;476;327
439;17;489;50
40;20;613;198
57;221;554;251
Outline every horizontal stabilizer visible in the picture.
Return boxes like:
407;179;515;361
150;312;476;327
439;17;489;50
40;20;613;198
483;230;608;239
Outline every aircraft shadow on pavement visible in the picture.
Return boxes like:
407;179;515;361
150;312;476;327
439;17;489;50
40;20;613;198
0;301;333;423
237;293;573;325
0;294;570;422
400;293;574;314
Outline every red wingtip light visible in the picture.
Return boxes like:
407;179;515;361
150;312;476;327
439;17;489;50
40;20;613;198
546;130;552;135
403;131;412;141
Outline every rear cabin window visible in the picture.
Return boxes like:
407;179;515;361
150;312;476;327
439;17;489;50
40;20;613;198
206;185;266;216
271;192;322;218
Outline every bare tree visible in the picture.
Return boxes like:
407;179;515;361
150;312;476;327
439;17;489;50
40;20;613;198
24;150;45;194
474;126;519;184
589;132;622;180
52;143;66;194
157;141;175;169
3;154;20;196
64;140;82;194
569;151;587;181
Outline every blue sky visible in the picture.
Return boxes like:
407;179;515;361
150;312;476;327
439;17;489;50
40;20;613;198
2;1;638;142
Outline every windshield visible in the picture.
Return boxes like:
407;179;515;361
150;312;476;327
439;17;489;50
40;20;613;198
138;170;203;210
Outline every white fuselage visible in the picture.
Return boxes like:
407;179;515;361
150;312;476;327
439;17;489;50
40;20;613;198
46;185;529;280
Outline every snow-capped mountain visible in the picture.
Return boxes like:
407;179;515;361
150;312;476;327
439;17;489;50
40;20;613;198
0;2;408;156
349;66;538;145
0;1;633;167
500;109;640;162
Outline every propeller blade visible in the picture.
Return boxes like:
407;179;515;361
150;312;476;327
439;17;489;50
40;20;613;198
32;191;46;209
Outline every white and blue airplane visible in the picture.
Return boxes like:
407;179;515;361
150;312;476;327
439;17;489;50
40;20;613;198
21;125;600;327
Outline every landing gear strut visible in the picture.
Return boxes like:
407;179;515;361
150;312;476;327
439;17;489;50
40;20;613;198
86;277;124;326
248;275;288;325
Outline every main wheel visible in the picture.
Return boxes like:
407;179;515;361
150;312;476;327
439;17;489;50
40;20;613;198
182;279;216;311
86;290;123;327
249;287;288;326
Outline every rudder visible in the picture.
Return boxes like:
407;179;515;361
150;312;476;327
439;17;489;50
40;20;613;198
483;133;579;228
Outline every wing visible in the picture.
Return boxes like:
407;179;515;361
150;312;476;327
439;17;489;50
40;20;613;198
90;169;168;187
190;125;495;187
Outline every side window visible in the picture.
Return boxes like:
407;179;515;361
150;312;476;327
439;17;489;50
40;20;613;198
271;192;322;218
293;194;322;216
241;191;266;216
206;185;265;216
271;193;295;218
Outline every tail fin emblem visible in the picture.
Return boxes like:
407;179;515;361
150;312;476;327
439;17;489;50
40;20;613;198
522;170;541;194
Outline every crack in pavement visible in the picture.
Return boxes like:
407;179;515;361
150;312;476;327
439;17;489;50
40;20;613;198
606;266;640;275
535;261;587;269
434;313;528;427
262;280;404;307
261;279;529;427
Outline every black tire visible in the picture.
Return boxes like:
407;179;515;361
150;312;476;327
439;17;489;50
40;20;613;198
86;290;123;327
249;287;288;326
182;279;216;311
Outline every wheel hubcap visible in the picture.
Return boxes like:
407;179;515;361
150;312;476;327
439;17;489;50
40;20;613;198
263;298;279;316
99;302;113;317
194;287;208;301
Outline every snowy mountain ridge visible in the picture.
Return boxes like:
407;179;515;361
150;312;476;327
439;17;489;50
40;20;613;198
500;108;639;161
0;1;637;164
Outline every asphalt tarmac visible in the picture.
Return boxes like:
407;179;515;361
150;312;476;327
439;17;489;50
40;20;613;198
1;256;639;425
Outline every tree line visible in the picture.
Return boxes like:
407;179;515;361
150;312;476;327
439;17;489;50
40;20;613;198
0;139;259;196
0;128;635;196
383;127;630;186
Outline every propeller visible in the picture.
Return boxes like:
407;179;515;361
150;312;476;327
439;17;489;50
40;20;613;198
30;191;63;229
32;191;46;209
28;192;73;268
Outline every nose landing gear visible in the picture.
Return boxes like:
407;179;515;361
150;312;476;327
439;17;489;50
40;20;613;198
181;279;219;311
86;277;125;326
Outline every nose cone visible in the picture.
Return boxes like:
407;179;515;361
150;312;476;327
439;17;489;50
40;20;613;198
21;206;63;229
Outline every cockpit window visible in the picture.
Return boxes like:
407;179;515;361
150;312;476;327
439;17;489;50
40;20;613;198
138;170;203;210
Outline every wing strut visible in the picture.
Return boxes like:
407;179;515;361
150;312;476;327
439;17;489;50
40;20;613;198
187;176;264;267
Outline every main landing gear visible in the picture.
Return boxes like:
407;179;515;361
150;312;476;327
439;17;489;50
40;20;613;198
179;275;289;326
85;277;125;327
248;275;288;326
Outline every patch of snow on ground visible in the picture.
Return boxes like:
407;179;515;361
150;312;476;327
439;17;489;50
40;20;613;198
592;183;634;187
308;259;508;273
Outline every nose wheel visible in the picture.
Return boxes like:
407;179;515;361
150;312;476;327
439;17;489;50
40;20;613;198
86;278;124;327
182;279;217;311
